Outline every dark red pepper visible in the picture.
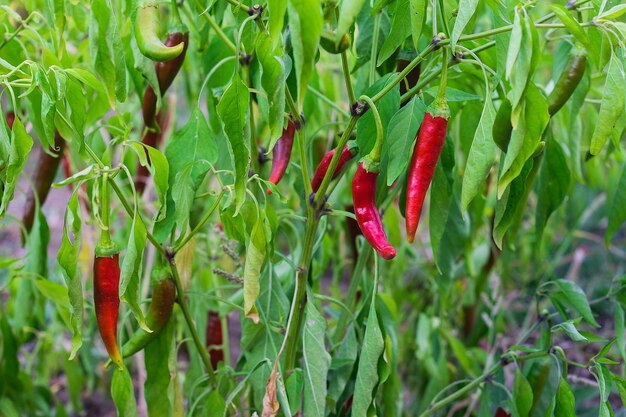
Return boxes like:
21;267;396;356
494;407;511;417
94;247;123;368
311;142;357;193
205;310;225;369
352;162;396;260
22;131;65;233
6;111;15;130
142;31;188;129
405;111;449;242
267;119;296;194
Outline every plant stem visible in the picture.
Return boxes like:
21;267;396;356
99;174;112;247
285;88;313;197
109;180;167;258
369;12;381;85
175;189;225;254
194;0;237;53
169;254;217;384
282;216;319;371
418;351;549;417
312;116;358;207
341;49;356;105
244;65;259;175
370;43;436;103
309;87;351;117
224;0;251;14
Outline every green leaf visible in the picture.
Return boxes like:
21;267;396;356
493;158;533;248
615;302;625;361
287;0;323;103
157;108;216;240
256;31;286;149
336;0;366;41
513;368;533;417
498;83;549;197
614;374;626;408
535;135;570;242
0;117;33;216
598;4;626;20
145;320;174;417
268;0;288;44
550;5;590;50
285;369;303;416
57;191;84;358
385;96;426;185
606;164;626;243
34;280;73;331
352;298;385;416
590;53;626;155
554;378;575;417
450;0;479;48
552;320;588;342
378;0;411;66
243;216;267;322
302;301;331;417
551;279;599;327
119;192;148;331
127;143;169;221
204;390;226;416
327;326;358;411
357;73;401;157
89;0;126;105
409;0;427;50
596;363;612;403
111;368;138;417
217;75;250;214
461;94;497;211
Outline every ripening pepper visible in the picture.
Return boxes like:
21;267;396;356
548;47;587;116
205;310;225;369
310;141;357;193
142;32;188;129
267;119;296;194
94;245;123;368
121;268;176;358
352;161;396;260
133;0;185;62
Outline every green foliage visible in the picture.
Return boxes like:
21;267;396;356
0;0;626;416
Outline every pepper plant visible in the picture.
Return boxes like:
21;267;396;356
1;0;626;416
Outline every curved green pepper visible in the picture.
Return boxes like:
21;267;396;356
548;47;587;116
121;268;176;358
134;0;185;62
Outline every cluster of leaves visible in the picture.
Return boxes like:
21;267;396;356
0;0;626;416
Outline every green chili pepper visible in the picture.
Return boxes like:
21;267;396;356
134;0;185;62
121;267;176;358
548;47;587;116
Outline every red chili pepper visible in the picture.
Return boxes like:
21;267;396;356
311;142;357;193
405;111;448;242
352;162;396;260
494;407;511;417
94;247;123;368
142;31;188;129
23;131;65;233
6;111;15;130
267;119;296;194
205;310;224;369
